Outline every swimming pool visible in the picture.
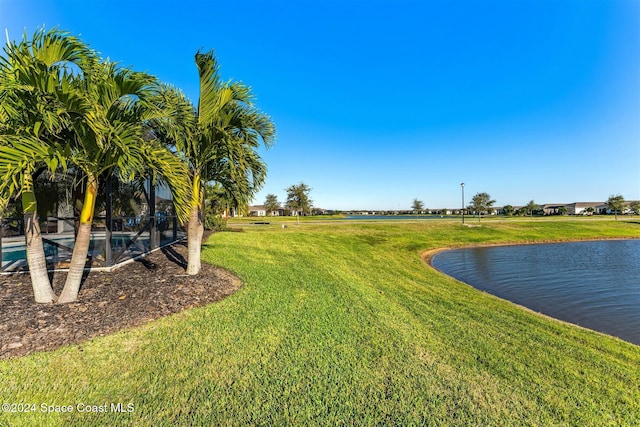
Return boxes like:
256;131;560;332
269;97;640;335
1;234;152;268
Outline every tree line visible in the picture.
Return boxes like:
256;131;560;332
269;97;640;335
411;194;637;221
0;28;275;303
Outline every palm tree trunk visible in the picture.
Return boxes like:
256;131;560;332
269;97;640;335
186;203;203;275
186;175;203;275
58;175;98;303
22;174;56;303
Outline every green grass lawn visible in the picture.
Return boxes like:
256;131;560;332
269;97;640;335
1;219;639;426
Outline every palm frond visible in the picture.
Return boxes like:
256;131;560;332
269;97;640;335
0;135;67;200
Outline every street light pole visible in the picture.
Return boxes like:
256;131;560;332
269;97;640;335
461;183;465;224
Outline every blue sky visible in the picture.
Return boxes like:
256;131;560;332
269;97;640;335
2;0;638;210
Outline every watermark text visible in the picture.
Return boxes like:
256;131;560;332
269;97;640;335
1;402;135;414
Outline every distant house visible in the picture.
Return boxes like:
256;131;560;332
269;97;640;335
623;201;639;215
484;207;502;215
248;205;282;217
566;202;606;215
542;204;567;215
248;205;267;217
603;200;638;215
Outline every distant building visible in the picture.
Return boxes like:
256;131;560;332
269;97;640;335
312;208;331;215
566;202;606;215
248;205;266;217
247;205;283;217
622;201;639;215
542;204;567;215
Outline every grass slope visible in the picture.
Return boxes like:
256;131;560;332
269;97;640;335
1;220;639;426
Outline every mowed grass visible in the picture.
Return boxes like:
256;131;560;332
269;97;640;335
1;219;639;426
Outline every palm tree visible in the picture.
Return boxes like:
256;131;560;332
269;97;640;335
153;50;275;275
0;138;67;303
412;198;425;215
606;194;625;220
56;61;191;303
524;200;540;218
0;28;92;303
503;205;515;216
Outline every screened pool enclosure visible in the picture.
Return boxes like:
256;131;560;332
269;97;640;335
1;174;185;272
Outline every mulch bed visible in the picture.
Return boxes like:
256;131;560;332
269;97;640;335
0;235;241;359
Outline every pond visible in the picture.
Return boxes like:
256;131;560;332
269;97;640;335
431;240;640;345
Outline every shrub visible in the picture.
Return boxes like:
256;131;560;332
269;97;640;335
204;214;228;231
